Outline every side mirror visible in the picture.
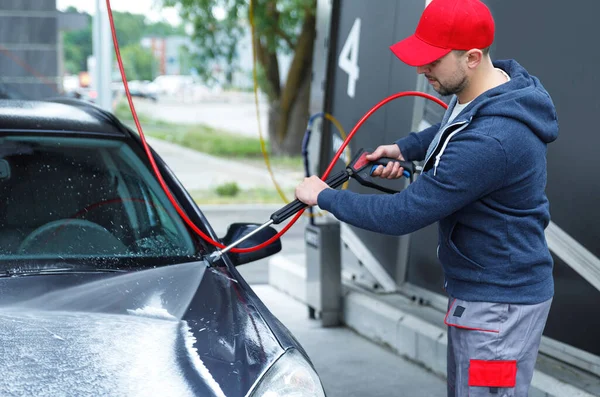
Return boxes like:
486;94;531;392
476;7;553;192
220;223;282;266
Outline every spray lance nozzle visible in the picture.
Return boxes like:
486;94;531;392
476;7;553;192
208;148;420;263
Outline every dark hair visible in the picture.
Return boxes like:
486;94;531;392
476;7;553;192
453;47;490;57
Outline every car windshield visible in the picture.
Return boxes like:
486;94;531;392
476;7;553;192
0;134;204;270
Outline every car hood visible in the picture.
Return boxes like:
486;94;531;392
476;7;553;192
0;261;284;396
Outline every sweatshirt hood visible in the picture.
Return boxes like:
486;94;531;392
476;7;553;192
460;59;558;144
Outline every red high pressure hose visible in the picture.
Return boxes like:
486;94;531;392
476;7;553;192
105;0;448;254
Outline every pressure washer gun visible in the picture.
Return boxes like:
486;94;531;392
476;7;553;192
270;148;419;224
208;148;420;262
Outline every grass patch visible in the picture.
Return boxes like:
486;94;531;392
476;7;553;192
191;187;295;205
215;182;240;197
115;102;268;157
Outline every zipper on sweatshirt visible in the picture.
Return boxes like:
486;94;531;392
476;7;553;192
423;119;469;172
433;123;470;176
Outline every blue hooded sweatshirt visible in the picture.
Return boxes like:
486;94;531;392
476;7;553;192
318;60;559;304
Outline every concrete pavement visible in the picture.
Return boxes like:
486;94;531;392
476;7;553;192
252;284;447;397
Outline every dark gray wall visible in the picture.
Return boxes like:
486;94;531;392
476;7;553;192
326;0;425;278
0;0;59;99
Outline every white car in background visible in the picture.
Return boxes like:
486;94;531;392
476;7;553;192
153;75;195;96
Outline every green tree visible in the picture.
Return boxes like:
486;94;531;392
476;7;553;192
121;44;158;81
166;0;317;155
62;10;184;78
178;45;192;75
112;12;146;48
62;12;92;74
146;21;187;37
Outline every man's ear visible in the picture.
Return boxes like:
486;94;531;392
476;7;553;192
466;49;483;69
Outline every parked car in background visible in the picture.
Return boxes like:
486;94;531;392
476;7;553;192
111;80;158;101
0;98;326;397
153;74;195;96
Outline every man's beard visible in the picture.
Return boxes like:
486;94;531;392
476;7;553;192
429;72;468;97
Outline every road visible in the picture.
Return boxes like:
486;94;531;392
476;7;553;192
131;94;270;138
147;137;303;191
254;285;447;397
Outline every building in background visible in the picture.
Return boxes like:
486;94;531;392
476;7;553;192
141;35;194;76
0;0;86;100
0;0;60;99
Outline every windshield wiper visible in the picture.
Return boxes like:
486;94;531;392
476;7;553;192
0;267;127;278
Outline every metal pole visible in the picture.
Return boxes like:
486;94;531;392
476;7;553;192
93;0;112;110
93;0;101;104
99;0;113;110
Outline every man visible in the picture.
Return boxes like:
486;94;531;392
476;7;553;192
295;0;558;395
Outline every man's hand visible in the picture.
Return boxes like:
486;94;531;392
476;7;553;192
295;176;330;206
366;144;406;179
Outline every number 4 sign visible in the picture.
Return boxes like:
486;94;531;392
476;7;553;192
338;18;361;98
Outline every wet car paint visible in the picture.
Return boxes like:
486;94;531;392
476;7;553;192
0;263;286;396
0;309;209;396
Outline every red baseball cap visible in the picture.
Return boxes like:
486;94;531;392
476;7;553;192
390;0;495;67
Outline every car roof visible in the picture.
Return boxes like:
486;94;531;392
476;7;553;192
0;99;129;136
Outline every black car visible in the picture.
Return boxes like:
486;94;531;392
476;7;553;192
0;98;325;397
